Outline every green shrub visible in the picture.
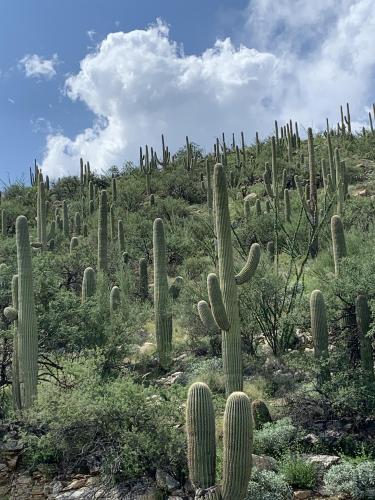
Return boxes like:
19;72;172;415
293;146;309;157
253;418;298;458
247;469;293;500
22;355;187;482
280;453;317;489
324;461;375;499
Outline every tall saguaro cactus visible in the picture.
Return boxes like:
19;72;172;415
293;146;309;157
310;290;330;384
186;382;253;500
5;217;38;409
331;215;346;276
198;164;260;394
153;218;172;368
355;295;374;382
11;275;21;410
98;190;108;272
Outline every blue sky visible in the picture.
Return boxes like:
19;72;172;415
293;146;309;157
1;0;375;182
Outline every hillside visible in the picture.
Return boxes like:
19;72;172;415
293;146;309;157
1;107;375;499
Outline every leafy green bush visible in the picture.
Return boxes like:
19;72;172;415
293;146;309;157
280;453;317;489
324;461;375;499
23;355;187;482
247;469;293;500
253;418;298;458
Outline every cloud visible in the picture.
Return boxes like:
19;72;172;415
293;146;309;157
87;30;97;41
8;97;15;104
19;53;59;80
41;6;375;177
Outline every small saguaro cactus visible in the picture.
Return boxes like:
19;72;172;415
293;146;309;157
244;198;251;219
331;215;346;276
98;190;108;272
197;164;261;395
139;257;148;300
4;216;38;409
355;294;374;382
82;267;96;303
153;218;172;368
70;237;79;254
186;383;253;500
310;290;330;384
110;286;121;314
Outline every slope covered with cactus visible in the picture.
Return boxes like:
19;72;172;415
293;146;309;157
1;104;375;498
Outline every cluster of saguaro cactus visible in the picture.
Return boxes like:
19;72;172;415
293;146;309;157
153;218;172;368
197;164;260;394
338;103;351;135
98;190;108;272
184;136;198;170
186;382;252;500
140;145;156;196
4;216;38;409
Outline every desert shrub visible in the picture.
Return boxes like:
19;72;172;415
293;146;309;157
22;355;187;482
324;461;375;499
253;418;298;458
246;469;293;500
280;453;317;489
187;357;225;394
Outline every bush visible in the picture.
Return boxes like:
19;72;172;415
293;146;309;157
280;454;317;489
253;418;298;458
324;461;375;499
247;469;293;500
22;355;187;482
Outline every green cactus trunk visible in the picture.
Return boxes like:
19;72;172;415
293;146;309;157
110;286;121;314
222;392;252;500
16;216;38;409
82;267;96;303
110;205;115;240
98;190;108;272
355;294;374;382
70;237;79;253
139;257;148;300
111;177;117;203
213;164;243;394
284;188;291;223
186;382;216;489
11;275;22;410
331;215;346;277
1;209;7;237
310;290;330;384
153;218;172;368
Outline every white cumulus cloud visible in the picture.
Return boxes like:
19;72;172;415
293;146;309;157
19;53;59;80
41;4;375;177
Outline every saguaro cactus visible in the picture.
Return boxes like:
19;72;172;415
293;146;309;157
82;267;96;303
308;127;318;257
153;218;172;368
98;190;108;272
355;294;374;382
198;164;260;394
186;383;253;500
110;286;121;314
74;212;81;236
70;237;79;254
111;176;117;203
310;290;330;384
62;200;69;238
10;275;21;410
6;217;38;409
331;215;346;276
284;188;291;223
139;257;148;300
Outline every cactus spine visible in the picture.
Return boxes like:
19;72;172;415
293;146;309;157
310;290;330;384
153;218;172;368
82;267;96;302
186;383;253;500
98;190;108;272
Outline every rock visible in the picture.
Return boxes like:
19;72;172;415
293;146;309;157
138;342;155;355
244;192;257;203
252;454;278;471
63;478;87;490
294;490;314;499
304;454;340;470
156;468;180;491
302;433;320;446
157;372;184;387
6;455;18;470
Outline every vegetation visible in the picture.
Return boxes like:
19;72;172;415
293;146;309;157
1;102;375;498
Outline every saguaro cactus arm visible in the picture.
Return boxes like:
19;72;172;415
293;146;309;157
207;273;230;331
235;243;260;285
197;300;220;333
